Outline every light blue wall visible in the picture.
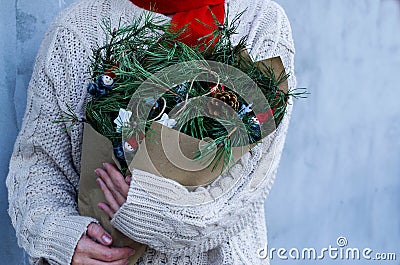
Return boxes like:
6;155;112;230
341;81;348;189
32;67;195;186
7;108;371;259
0;0;399;264
1;0;75;264
0;0;20;263
266;0;400;264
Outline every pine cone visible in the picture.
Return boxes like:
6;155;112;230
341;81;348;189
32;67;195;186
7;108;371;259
207;91;240;118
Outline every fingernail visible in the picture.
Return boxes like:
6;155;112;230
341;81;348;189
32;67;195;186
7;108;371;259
102;234;112;244
129;249;136;256
94;169;100;176
125;176;132;184
103;162;107;168
96;178;100;185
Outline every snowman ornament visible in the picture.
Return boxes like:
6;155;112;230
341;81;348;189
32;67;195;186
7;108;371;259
98;74;114;90
102;75;114;86
87;73;115;97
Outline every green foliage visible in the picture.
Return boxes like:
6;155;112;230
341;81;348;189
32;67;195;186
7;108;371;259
56;10;307;172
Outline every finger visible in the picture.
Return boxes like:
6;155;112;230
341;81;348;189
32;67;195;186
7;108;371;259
88;257;130;265
103;163;130;196
102;258;130;265
96;168;127;205
78;236;135;262
96;178;121;212
86;223;112;246
92;246;135;262
98;202;115;219
73;256;129;265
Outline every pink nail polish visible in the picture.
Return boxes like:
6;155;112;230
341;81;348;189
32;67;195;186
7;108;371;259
101;234;112;244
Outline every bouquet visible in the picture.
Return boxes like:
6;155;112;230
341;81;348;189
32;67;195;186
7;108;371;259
57;11;305;263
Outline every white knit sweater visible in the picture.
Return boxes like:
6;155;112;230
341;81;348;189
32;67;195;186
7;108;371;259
6;0;295;264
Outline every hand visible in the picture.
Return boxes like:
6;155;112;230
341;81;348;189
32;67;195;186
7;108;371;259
95;163;132;219
72;223;135;265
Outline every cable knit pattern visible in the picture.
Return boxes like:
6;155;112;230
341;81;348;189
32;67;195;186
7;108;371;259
6;0;295;264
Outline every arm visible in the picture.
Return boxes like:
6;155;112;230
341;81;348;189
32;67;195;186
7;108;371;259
6;25;98;264
108;2;296;257
245;1;297;194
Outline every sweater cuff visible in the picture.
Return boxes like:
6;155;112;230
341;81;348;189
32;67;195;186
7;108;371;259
35;215;98;265
110;187;169;250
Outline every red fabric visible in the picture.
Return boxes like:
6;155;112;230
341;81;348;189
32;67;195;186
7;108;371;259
129;0;225;47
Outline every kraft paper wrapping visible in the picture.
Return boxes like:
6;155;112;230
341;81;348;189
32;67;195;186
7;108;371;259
238;55;288;94
129;121;252;188
78;123;251;263
78;123;146;263
77;56;287;263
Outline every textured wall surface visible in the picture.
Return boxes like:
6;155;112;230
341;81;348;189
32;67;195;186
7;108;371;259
0;1;75;264
0;0;399;264
266;0;400;264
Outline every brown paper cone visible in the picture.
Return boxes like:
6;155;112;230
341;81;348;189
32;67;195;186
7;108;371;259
78;123;146;264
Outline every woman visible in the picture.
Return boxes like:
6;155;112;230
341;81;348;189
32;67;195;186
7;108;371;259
6;0;296;264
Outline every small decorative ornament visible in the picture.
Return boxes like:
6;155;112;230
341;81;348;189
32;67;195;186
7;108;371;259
210;84;225;95
114;108;133;132
101;75;114;86
125;132;145;150
97;74;114;91
209;85;219;95
251;116;260;125
255;109;274;124
207;91;240;118
214;91;239;111
248;118;262;142
113;143;125;161
87;74;115;97
238;103;253;117
155;113;177;128
124;141;136;152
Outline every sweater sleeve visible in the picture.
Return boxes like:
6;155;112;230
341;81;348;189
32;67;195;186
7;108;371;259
110;2;296;257
6;24;97;265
